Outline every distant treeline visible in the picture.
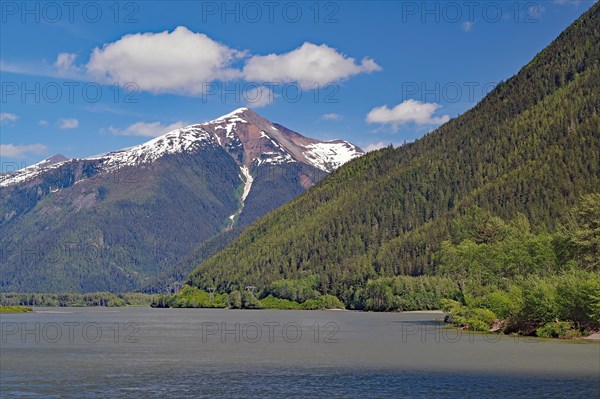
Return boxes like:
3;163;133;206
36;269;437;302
155;273;458;312
152;280;346;311
0;292;158;307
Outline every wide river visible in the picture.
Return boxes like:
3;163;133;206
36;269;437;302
1;307;598;398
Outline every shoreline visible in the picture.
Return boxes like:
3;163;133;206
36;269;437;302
0;305;33;313
582;333;600;341
11;305;599;341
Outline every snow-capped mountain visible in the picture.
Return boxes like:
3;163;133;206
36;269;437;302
197;107;362;172
0;108;363;293
1;108;361;189
0;154;70;187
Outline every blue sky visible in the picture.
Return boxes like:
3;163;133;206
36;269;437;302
0;0;595;169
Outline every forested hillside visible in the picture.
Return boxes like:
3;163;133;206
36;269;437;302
188;3;600;301
0;108;353;293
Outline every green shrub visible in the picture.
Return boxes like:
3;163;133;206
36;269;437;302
151;294;176;308
554;270;600;325
479;287;523;319
241;291;261;309
466;308;497;331
363;276;460;311
465;318;492;332
590;290;600;325
301;295;345;310
228;291;242;309
265;275;321;303
536;321;573;338
562;329;582;339
259;295;302;310
0;306;33;313
520;276;558;323
163;285;227;308
364;281;395;311
441;299;496;331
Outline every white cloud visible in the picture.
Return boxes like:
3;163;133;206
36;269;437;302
108;121;187;137
58;118;79;129
363;141;388;152
1;58;85;80
243;86;274;108
553;0;581;5
363;140;412;152
462;21;474;32
243;42;381;88
87;26;245;95
1;144;48;158
320;113;343;121
0;112;18;125
55;52;80;75
39;119;48;126
8;27;381;97
366;99;450;131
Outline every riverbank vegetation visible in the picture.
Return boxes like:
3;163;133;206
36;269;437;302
437;195;600;338
0;292;158;307
152;276;345;310
0;305;33;313
165;195;599;338
350;275;461;311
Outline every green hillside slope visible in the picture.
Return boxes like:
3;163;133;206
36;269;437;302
188;3;600;300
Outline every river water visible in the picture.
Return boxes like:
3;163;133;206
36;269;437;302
1;307;598;398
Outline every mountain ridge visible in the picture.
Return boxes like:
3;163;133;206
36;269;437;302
1;108;362;189
0;109;363;293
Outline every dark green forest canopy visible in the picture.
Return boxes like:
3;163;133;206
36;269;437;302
187;3;600;300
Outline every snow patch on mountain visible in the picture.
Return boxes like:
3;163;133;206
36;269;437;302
227;164;255;229
204;108;249;140
255;151;296;166
88;126;215;172
214;118;248;138
240;165;254;203
303;141;363;172
0;126;216;188
207;107;248;123
0;156;70;188
1;108;364;189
